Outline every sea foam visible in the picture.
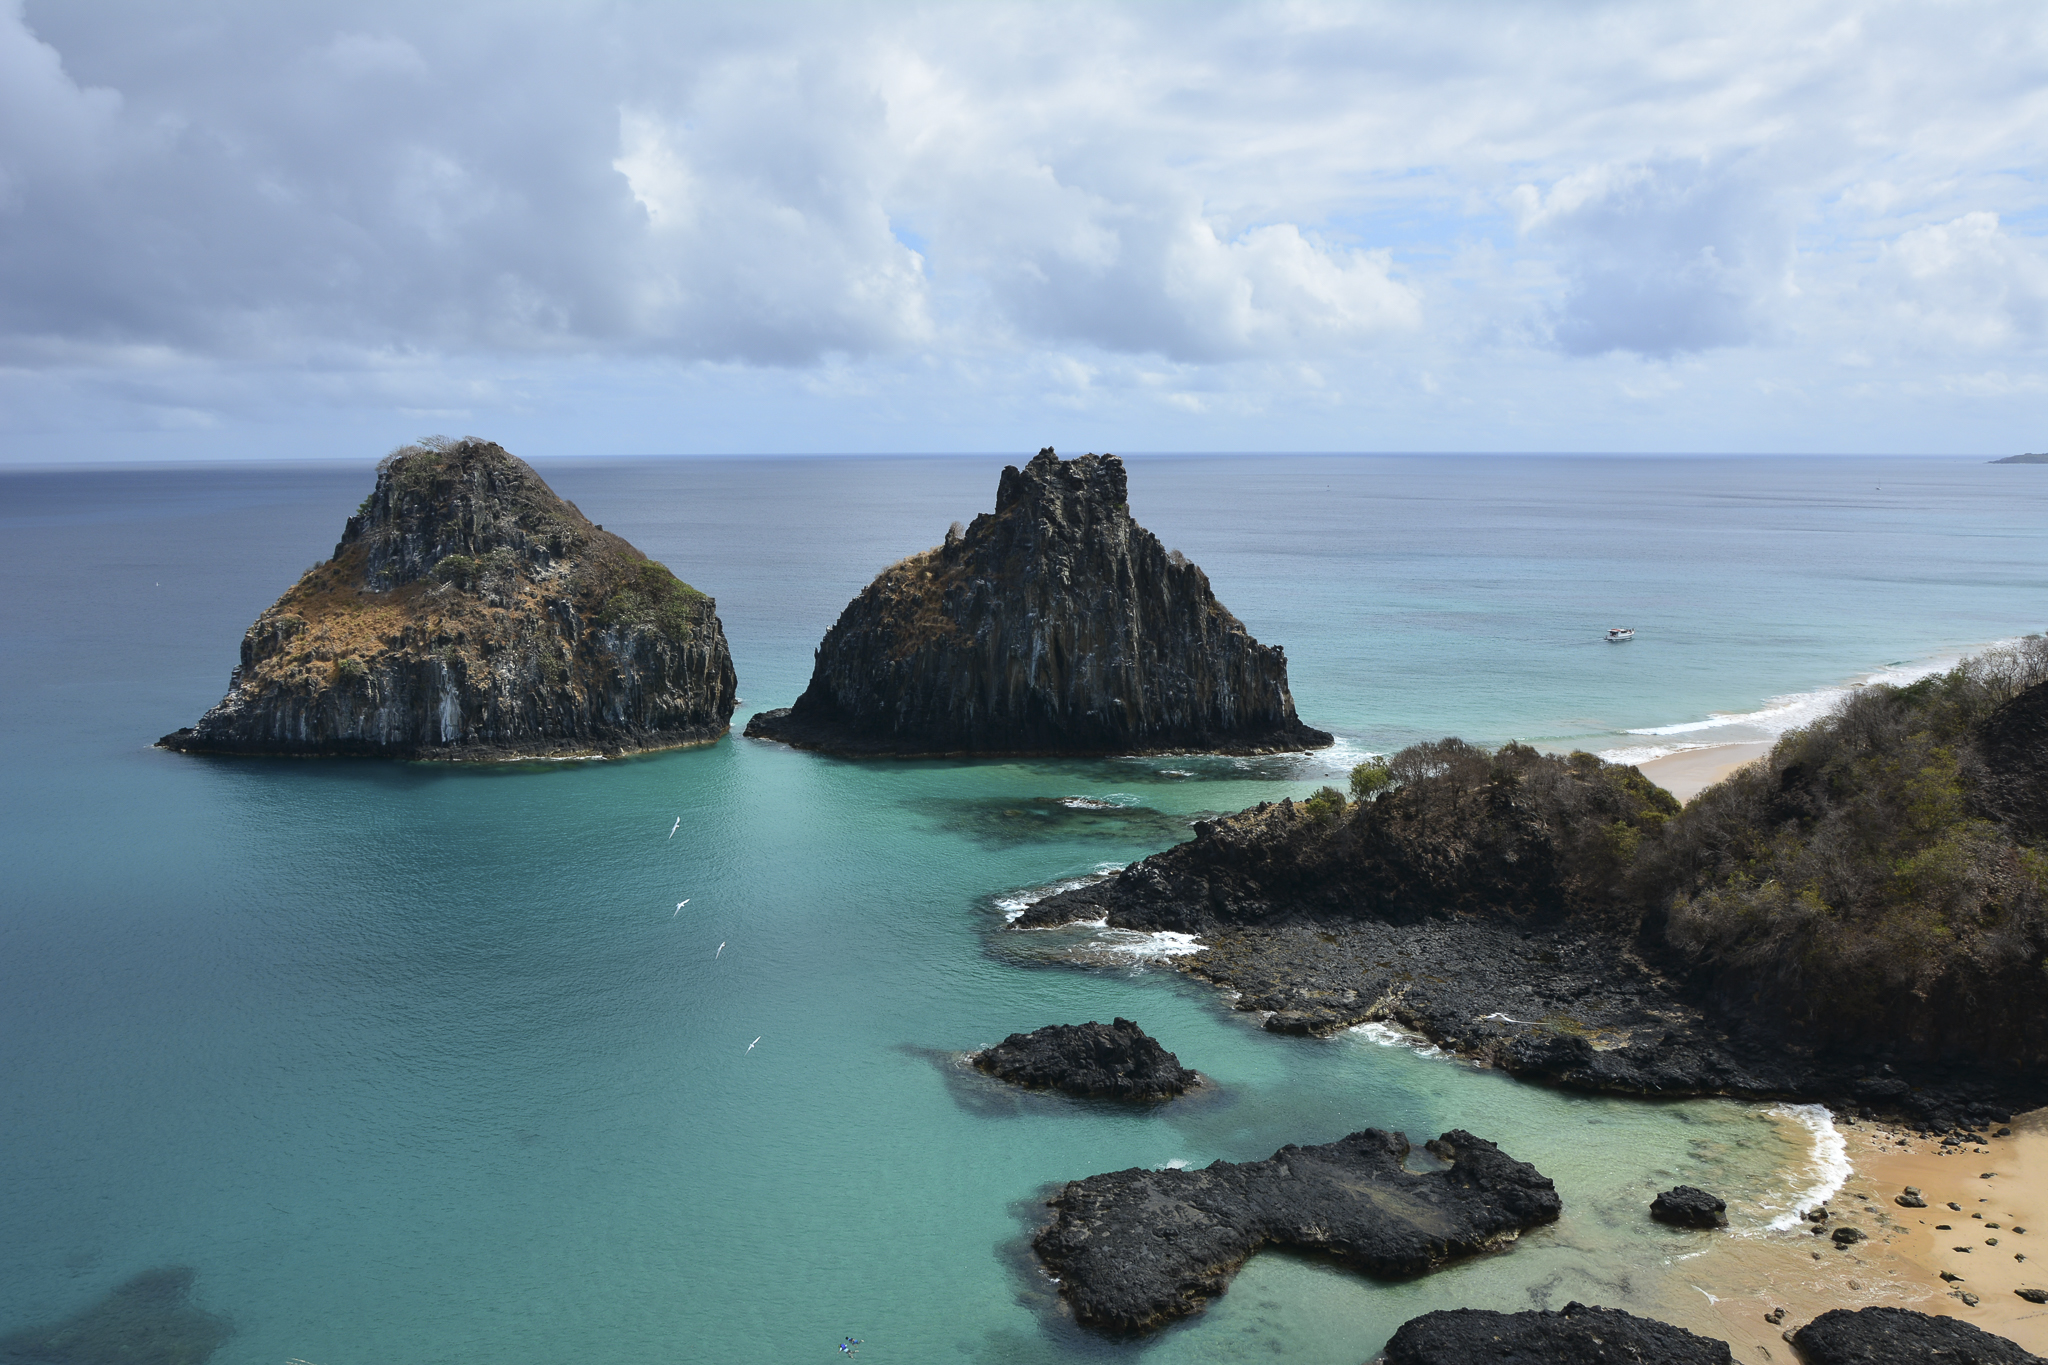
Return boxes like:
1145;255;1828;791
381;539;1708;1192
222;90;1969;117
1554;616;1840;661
1758;1102;1852;1231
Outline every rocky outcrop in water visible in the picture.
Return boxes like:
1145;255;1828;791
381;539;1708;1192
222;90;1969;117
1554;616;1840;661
159;438;735;759
1650;1185;1727;1228
1376;1303;1732;1364
0;1267;231;1365
1790;1305;2042;1363
972;1018;1198;1099
1033;1127;1559;1334
745;448;1331;757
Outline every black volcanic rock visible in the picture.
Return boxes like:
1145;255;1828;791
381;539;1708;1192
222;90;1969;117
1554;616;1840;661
1651;1185;1728;1228
158;438;736;759
1378;1303;1732;1364
0;1267;231;1365
1033;1127;1559;1334
745;448;1331;757
973;1017;1198;1099
1791;1306;2042;1363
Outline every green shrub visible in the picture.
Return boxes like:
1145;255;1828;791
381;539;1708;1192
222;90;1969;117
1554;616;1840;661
432;554;480;588
1302;785;1347;824
1349;760;1393;802
335;656;367;684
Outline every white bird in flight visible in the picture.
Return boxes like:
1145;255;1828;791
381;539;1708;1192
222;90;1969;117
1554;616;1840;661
715;941;725;958
747;1036;761;1052
673;899;690;916
668;817;680;838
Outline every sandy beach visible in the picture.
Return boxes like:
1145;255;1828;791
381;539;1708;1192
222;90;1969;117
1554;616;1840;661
1626;1108;2048;1362
1637;742;1774;803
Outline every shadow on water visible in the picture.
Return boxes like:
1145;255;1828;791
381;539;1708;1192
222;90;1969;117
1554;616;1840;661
909;794;1207;847
0;1267;231;1365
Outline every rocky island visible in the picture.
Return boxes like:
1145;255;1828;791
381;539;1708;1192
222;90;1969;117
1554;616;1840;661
1017;638;2048;1126
1034;1127;1559;1334
745;448;1331;757
972;1018;1199;1099
159;438;736;759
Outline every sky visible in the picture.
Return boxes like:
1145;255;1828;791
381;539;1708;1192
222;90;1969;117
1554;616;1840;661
3;0;2047;462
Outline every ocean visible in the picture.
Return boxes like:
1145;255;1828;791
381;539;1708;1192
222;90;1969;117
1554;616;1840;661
1;454;2042;1364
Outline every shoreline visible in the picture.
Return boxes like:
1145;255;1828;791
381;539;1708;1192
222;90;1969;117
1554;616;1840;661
1634;1109;2048;1361
1635;741;1773;802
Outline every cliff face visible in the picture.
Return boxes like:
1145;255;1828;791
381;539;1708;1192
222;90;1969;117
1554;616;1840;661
745;448;1330;756
159;438;736;759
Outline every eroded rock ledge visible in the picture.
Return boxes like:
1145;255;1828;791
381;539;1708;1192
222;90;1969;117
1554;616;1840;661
1033;1127;1559;1334
745;448;1331;757
972;1018;1198;1100
159;438;735;759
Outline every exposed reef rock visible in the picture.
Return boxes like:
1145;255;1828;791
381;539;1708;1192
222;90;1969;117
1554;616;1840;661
0;1267;232;1365
1790;1305;2041;1363
1650;1185;1728;1228
159;438;735;759
745;448;1331;757
1376;1303;1732;1365
972;1017;1198;1100
1016;730;2048;1123
1033;1127;1559;1334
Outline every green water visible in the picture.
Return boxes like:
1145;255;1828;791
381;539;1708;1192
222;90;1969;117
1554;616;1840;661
3;455;2041;1362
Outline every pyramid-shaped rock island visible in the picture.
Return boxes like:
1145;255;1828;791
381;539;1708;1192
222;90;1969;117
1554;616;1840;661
746;448;1330;757
160;438;736;759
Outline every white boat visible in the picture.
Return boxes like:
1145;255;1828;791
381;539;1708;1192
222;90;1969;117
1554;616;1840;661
1606;627;1635;642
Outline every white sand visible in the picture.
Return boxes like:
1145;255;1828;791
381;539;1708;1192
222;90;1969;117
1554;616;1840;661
1635;742;1773;803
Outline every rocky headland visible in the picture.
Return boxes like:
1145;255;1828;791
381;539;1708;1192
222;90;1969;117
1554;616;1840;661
1018;640;2048;1125
159;438;736;760
972;1018;1199;1099
745;448;1331;757
1376;1303;1733;1364
1033;1127;1559;1334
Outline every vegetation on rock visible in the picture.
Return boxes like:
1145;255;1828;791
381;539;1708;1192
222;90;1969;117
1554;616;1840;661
159;437;736;759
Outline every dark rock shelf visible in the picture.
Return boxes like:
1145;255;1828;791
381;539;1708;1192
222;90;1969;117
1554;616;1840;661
1378;1302;1732;1364
1033;1127;1559;1334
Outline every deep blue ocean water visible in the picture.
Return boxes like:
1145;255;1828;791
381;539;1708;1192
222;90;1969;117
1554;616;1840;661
2;454;2043;1364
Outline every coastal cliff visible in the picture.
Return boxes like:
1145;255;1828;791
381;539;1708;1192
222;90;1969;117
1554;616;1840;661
745;448;1330;757
159;438;736;759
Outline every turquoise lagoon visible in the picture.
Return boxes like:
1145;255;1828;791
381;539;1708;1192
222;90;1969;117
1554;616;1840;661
1;454;2043;1363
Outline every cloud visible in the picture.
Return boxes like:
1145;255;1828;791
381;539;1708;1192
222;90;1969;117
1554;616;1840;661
1512;158;1794;358
7;0;2048;457
1877;212;2048;350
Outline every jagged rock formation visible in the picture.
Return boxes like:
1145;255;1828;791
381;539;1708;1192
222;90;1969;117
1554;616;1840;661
1650;1185;1728;1228
159;438;735;759
745;448;1330;757
1377;1303;1732;1364
972;1018;1198;1099
1033;1127;1559;1334
1791;1306;2042;1363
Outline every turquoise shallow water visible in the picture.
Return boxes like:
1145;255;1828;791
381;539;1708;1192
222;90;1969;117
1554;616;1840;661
1;455;2042;1363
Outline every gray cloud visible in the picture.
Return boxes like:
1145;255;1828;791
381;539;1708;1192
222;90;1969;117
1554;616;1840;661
5;0;2048;456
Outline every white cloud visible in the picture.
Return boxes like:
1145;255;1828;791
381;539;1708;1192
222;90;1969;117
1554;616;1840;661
1877;212;2048;349
7;0;2048;457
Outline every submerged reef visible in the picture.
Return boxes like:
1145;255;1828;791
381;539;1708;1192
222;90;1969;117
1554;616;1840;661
159;437;735;759
0;1267;231;1365
972;1018;1199;1100
746;448;1331;757
1033;1127;1558;1334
